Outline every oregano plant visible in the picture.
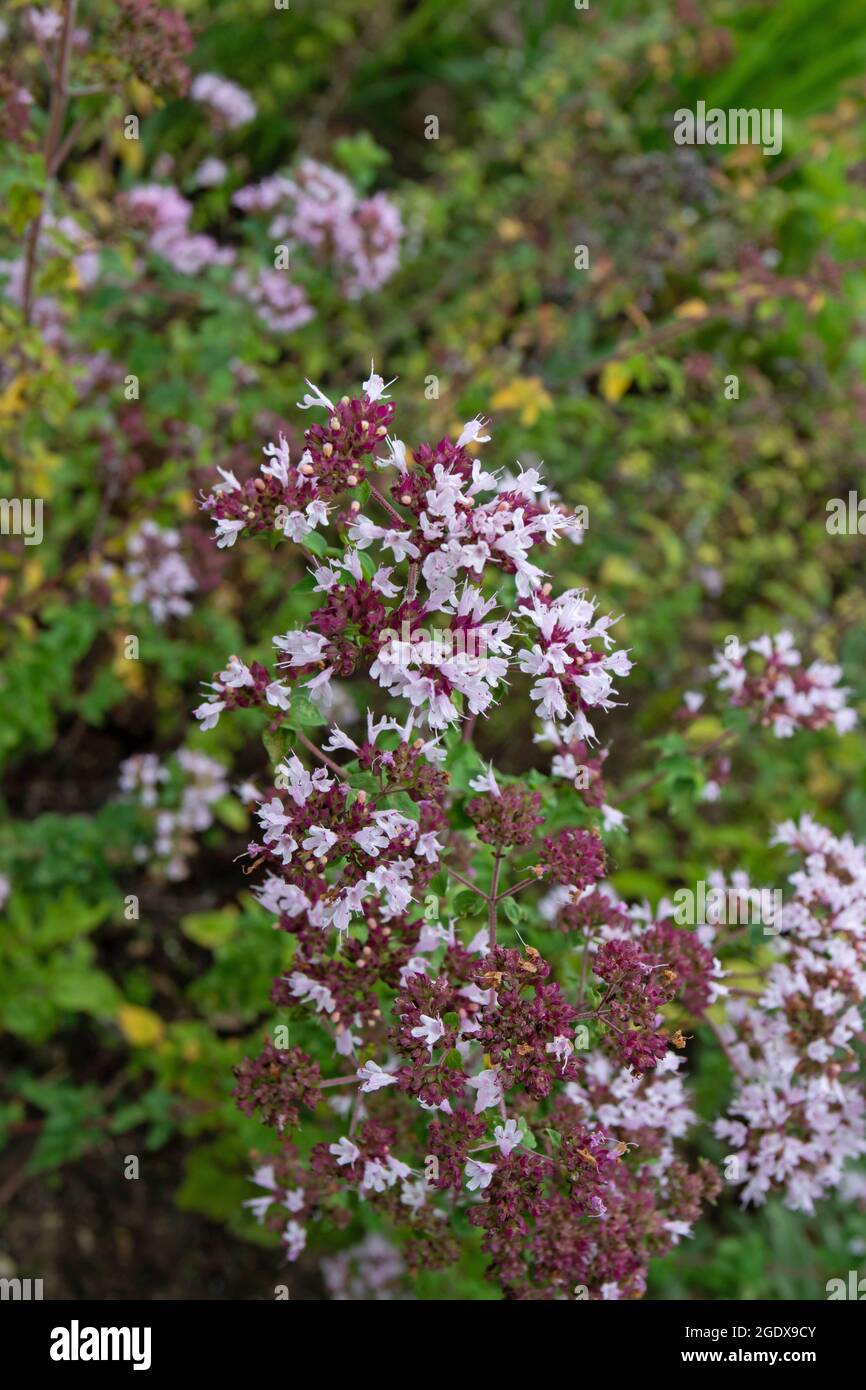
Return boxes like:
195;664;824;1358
194;369;863;1299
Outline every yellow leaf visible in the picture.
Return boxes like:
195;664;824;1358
117;1004;165;1048
23;559;43;592
497;217;525;242
128;77;157;115
172;490;196;518
12;614;36;640
684;716;724;745
696;542;721;565
114;128;145;173
0;375;30;420
599;361;633;404
112;633;147;694
617;449;652;480
674;298;709;320
29;446;61;499
600;554;640;587
806;751;842;801
490;376;553;425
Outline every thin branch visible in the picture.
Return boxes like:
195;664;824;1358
497;873;543;902
449;867;488;902
49;112;89;176
21;0;79;324
296;730;349;783
488;852;503;951
406;561;419;603
700;1011;746;1080
368;484;408;529
348;1089;364;1138
577;932;592;1007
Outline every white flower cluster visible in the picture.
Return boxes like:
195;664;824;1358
715;815;866;1213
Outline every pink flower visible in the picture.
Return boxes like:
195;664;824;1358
493;1118;522;1156
28;8;63;42
410;1014;445;1053
464;1159;496;1192
710;632;855;738
190;73;256;128
356;1061;398;1093
329;1137;360;1167
466;1067;502;1114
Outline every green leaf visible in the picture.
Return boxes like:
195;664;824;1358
357;548;377;581
302;530;329;558
384;789;420;820
502;895;527;925
263;724;293;768
446;743;485;792
7;183;43;235
212;795;249;832
453;890;481;918
19;1081;103;1174
516;1116;536;1150
50;967;121;1018
180;907;239;949
285;690;327;728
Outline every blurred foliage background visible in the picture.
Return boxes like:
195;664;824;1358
1;0;865;1298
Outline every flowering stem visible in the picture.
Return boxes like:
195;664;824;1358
497;874;542;902
296;730;349;782
517;1143;569;1177
371;782;413;806
699;1011;746;1080
348;1090;364;1137
595;1013;623;1035
369;484;407;529
488;852;503;951
406;561;419;603
449;867;488;902
22;0;79;325
319;1075;358;1088
577;932;592;1007
49;113;89;177
31;30;59;80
